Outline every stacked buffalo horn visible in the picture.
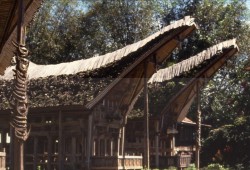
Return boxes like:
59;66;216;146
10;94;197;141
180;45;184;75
10;41;30;141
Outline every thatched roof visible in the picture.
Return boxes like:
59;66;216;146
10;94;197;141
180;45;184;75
149;39;238;83
1;16;196;80
0;0;43;75
159;39;239;130
85;17;197;114
0;16;197;111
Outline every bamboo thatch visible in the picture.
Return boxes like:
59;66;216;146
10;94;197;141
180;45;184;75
149;39;238;83
126;39;239;119
158;40;239;130
1;16;196;80
0;16;197;111
85;17;197;110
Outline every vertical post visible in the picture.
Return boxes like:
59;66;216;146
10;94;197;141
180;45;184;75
71;137;76;168
155;120;159;168
110;139;113;156
12;1;29;170
195;83;201;170
144;61;150;169
104;138;107;156
33;137;38;170
9;129;14;170
117;132;121;156
97;139;100;156
86;114;93;170
170;134;175;156
121;115;127;157
121;115;127;169
13;134;24;170
17;0;25;44
47;136;52;170
120;126;125;157
58;111;63;170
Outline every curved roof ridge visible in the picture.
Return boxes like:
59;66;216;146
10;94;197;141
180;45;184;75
1;16;196;80
149;39;238;83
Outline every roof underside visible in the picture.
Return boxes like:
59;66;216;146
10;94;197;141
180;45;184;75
159;40;239;130
0;0;43;75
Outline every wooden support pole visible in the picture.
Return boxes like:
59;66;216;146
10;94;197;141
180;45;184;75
17;0;25;45
86;114;93;170
71;137;76;168
117;131;121;156
155;120;159;168
33;137;38;170
144;61;150;169
170;134;176;156
195;82;201;170
9;129;14;170
14;138;23;170
121;115;127;169
13;1;26;170
58;111;64;170
120;126;125;157
104;138;107;156
110;139;113;156
47;135;52;170
97;139;100;156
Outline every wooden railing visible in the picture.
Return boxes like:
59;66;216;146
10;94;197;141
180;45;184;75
176;154;192;168
91;155;143;170
0;151;6;170
158;154;191;169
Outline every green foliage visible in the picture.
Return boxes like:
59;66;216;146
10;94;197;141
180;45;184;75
27;0;155;64
202;163;229;170
186;164;196;170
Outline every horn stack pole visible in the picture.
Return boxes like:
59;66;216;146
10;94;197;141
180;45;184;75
11;0;30;169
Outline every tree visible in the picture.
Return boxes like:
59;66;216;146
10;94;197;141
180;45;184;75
27;0;156;64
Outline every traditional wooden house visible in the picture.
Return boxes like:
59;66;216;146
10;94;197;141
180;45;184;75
124;116;202;169
121;39;238;169
0;17;197;170
149;39;238;169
